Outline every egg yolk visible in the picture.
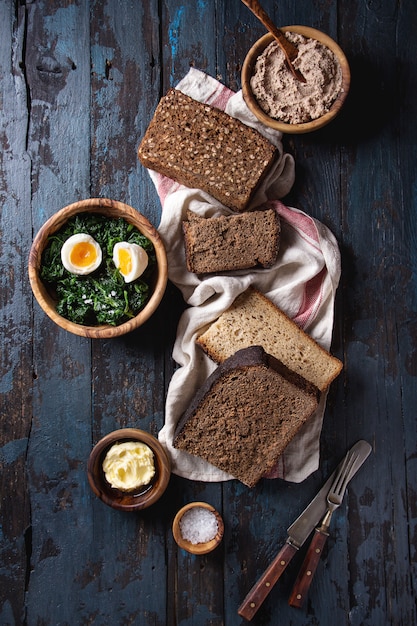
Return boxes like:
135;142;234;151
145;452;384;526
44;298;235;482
117;248;132;276
70;241;98;268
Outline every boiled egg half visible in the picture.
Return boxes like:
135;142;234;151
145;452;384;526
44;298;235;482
112;242;148;283
61;233;102;275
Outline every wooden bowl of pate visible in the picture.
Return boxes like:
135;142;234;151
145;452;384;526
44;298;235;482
28;198;168;338
242;26;351;134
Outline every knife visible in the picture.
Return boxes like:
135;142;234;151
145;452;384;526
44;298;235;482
237;440;372;621
288;447;359;608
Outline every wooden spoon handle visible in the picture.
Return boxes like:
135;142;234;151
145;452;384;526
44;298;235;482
288;528;329;608
238;541;298;621
240;0;298;61
240;0;306;81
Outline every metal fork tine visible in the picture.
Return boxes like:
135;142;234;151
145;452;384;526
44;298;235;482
288;443;371;609
329;451;359;502
336;452;356;491
332;451;353;493
338;453;358;493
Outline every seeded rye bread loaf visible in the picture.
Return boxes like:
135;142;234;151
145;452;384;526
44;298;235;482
137;88;277;212
196;287;343;392
173;346;320;487
182;208;280;273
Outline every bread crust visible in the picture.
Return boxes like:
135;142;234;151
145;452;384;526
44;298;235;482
137;89;277;212
196;287;343;391
182;208;281;273
173;346;320;487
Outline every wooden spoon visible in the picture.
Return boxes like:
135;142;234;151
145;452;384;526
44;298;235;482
241;0;306;83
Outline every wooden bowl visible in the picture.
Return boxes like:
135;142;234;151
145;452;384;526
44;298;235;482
172;502;224;555
87;428;171;511
28;198;168;338
242;26;351;134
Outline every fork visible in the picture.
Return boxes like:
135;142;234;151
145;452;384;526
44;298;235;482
288;450;359;608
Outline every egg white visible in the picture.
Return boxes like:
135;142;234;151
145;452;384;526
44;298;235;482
61;233;102;275
112;242;149;283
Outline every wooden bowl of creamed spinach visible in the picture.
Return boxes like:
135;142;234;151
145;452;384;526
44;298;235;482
28;198;168;338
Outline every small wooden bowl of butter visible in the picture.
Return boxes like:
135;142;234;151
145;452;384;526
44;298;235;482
87;428;171;511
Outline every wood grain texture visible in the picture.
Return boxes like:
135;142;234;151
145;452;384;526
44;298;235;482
288;528;329;608
1;0;416;624
0;2;32;623
238;541;299;619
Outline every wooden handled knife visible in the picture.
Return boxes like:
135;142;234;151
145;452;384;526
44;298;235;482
237;440;372;621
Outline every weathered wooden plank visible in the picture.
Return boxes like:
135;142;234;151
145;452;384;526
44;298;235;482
23;1;94;624
0;1;33;624
328;0;417;624
160;0;218;90
85;1;176;623
0;0;416;624
157;2;227;623
164;478;225;626
89;0;162;225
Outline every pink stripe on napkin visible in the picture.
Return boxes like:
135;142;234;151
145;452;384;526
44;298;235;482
156;175;180;206
293;267;326;329
267;200;328;331
277;202;321;247
206;84;235;110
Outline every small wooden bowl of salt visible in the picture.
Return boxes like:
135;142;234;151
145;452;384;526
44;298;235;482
172;502;224;555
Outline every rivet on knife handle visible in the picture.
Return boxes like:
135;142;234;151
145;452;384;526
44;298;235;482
288;528;328;608
289;448;360;608
238;541;298;621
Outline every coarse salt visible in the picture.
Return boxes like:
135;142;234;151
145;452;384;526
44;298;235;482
179;507;218;544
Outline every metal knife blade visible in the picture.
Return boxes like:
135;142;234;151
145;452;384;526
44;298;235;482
237;440;372;621
287;439;372;547
288;444;370;608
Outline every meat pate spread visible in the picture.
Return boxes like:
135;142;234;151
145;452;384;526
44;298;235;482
250;33;343;124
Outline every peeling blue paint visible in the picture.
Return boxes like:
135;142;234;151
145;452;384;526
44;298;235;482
91;44;115;82
0;600;14;626
0;367;13;393
38;205;49;224
197;0;208;19
43;5;84;62
0;437;27;465
168;6;185;86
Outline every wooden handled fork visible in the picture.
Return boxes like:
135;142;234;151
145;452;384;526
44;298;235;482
288;450;359;608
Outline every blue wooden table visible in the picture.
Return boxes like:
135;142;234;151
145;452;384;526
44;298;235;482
1;1;416;624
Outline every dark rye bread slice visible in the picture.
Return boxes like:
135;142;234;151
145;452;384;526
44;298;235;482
196;287;343;392
173;346;320;488
137;88;277;212
182;208;280;274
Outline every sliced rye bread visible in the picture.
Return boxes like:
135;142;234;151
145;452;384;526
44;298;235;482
182;208;281;274
173;345;320;487
196;287;343;392
137;88;277;212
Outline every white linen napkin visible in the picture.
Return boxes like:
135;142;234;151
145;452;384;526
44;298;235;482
145;68;341;483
